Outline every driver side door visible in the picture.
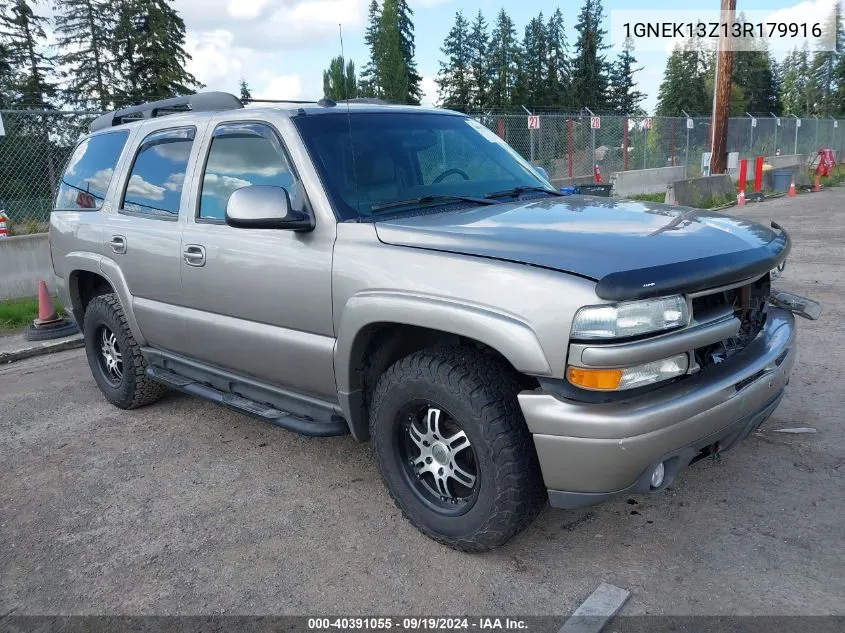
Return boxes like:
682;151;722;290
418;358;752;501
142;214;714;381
176;120;337;400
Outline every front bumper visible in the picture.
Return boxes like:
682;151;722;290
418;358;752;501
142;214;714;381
518;308;797;509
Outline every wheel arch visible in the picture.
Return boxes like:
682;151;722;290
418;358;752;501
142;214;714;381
335;291;551;441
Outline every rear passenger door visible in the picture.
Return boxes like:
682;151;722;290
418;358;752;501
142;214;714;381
101;126;200;349
177;121;336;400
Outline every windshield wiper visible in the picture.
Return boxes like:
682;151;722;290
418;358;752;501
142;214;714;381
370;194;499;213
484;186;563;199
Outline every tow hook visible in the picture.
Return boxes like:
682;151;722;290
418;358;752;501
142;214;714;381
770;291;822;320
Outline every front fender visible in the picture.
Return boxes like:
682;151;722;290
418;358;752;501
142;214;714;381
334;289;553;396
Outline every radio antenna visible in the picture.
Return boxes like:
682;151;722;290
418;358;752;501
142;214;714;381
339;23;360;216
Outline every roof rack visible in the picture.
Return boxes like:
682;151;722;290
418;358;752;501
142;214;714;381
90;91;244;132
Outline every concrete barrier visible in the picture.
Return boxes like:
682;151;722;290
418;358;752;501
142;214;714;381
550;175;596;188
610;165;687;197
0;234;54;300
748;154;804;182
665;174;735;208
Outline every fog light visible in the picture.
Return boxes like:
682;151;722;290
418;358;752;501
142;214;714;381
650;462;665;488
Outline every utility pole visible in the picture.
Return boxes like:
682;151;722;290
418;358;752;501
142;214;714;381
710;0;736;175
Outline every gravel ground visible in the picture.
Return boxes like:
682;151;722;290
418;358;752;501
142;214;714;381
1;188;843;616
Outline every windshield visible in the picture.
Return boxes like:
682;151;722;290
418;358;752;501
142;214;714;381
293;112;552;220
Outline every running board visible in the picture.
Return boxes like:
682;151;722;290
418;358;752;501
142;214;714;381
146;367;349;437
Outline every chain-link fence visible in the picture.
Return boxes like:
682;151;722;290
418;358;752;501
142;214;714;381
0;109;100;235
1;107;845;234
473;112;845;185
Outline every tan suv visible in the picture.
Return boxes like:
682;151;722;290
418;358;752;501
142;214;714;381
49;92;816;551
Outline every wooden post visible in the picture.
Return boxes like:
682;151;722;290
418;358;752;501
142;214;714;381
710;0;736;175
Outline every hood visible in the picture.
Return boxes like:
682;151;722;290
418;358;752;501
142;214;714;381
374;197;790;301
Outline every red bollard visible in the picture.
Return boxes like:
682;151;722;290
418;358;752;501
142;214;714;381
737;158;748;206
754;156;764;193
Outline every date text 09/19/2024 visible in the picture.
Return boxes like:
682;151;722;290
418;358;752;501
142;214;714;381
307;618;529;631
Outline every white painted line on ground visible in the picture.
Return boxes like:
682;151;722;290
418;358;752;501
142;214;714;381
558;582;631;633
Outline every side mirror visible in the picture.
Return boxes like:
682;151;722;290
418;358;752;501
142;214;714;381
225;185;314;231
534;166;550;183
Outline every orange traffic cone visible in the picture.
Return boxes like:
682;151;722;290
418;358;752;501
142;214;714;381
737;190;746;207
813;173;821;192
788;178;797;198
23;280;79;341
34;279;61;326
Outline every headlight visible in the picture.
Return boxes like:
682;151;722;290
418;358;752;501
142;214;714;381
571;296;689;340
567;354;690;391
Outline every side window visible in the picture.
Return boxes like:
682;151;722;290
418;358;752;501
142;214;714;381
55;131;129;210
121;127;194;217
199;122;296;221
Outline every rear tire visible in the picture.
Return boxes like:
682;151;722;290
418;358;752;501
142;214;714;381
370;346;546;552
83;293;165;409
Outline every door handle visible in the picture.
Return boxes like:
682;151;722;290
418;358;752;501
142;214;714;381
183;244;206;267
108;235;126;254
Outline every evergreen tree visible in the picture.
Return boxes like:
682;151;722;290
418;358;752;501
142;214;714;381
239;78;252;101
730;14;780;114
570;0;609;110
436;11;471;111
656;40;709;115
778;50;803;115
0;0;56;108
112;0;203;106
513;14;548;107
359;0;381;98
0;41;12;108
608;36;645;114
487;9;520;109
395;0;422;104
322;56;357;101
545;8;569;109
54;0;118;110
466;10;490;110
807;3;843;115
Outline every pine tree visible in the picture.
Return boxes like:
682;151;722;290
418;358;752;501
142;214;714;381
395;0;422;104
359;0;381;98
0;41;12;108
0;0;56;108
656;41;709;115
570;0;610;110
322;56;357;101
545;8;569;109
436;11;471;111
778;50;805;115
466;11;490;110
513;14;548;107
608;36;645;114
807;3;843;116
487;9;520;110
112;0;203;106
730;14;780;114
54;0;117;109
239;78;251;101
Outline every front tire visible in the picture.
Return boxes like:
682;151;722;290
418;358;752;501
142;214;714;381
83;293;165;409
370;347;546;552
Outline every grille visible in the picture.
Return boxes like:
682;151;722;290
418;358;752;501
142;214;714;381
693;275;771;370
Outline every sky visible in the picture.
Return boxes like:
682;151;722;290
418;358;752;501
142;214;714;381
86;0;844;113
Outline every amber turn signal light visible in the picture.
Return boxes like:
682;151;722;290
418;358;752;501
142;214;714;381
567;367;623;390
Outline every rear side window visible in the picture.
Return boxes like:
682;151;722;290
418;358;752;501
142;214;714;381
55;131;129;210
198;122;296;220
121;127;195;217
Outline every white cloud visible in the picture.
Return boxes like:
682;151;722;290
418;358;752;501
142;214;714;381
227;0;274;20
203;173;254;197
85;168;114;193
420;76;438;106
164;172;186;192
126;175;166;201
254;75;304;101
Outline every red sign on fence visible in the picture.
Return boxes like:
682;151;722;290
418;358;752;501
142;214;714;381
643;118;653;130
590;116;601;129
527;115;540;130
